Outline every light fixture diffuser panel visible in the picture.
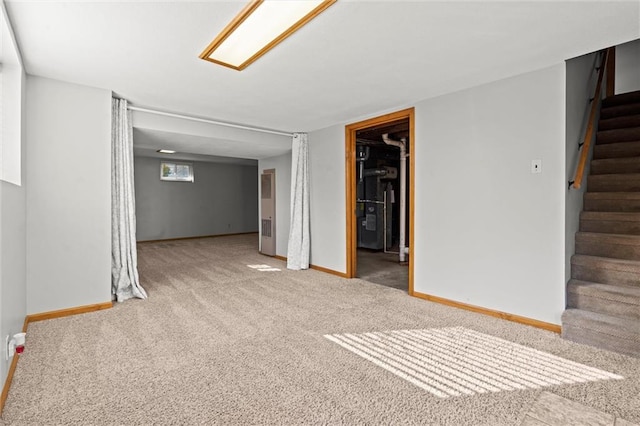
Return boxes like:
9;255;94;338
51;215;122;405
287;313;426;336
200;0;336;70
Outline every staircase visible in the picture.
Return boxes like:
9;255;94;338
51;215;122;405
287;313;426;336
562;90;640;358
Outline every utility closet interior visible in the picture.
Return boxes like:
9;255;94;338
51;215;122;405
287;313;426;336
355;118;410;290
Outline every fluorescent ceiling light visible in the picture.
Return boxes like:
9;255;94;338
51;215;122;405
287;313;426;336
200;0;336;71
157;149;176;154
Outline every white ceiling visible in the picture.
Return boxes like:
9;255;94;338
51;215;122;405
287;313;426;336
5;0;640;160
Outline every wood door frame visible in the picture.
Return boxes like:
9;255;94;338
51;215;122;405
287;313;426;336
345;107;415;295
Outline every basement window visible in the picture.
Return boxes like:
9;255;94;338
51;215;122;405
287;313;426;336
160;162;194;182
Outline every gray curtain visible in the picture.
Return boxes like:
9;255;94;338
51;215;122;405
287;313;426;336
111;98;147;301
287;133;310;270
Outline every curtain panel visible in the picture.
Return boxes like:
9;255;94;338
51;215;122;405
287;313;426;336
287;133;310;270
112;98;147;301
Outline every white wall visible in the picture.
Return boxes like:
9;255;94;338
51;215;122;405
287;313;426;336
26;76;111;314
258;151;291;258
0;2;22;185
307;125;347;273
306;65;567;325
615;38;640;94
134;157;258;240
0;5;26;390
0;104;25;399
414;64;566;325
565;52;599;283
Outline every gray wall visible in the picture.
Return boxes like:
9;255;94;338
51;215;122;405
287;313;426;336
26;76;112;314
414;64;567;325
308;125;345;272
616;38;640;94
258;151;291;258
308;64;567;325
565;52;599;283
0;5;26;392
134;157;258;241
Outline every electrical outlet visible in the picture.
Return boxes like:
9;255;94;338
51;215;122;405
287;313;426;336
531;159;542;174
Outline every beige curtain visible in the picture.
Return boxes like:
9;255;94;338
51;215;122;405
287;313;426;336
287;133;310;270
111;98;147;301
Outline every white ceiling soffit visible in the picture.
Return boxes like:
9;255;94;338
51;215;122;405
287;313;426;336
6;0;640;135
132;109;292;160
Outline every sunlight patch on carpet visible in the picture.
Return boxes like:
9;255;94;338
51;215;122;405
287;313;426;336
324;327;623;398
247;264;281;271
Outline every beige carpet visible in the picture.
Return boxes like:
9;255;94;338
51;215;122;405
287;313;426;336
3;234;640;425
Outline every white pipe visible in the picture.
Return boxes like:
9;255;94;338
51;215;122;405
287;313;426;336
382;133;408;263
127;105;294;137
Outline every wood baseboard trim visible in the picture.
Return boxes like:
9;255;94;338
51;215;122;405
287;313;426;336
0;350;20;415
27;301;113;323
411;291;561;333
270;255;348;278
138;232;258;244
309;264;349;278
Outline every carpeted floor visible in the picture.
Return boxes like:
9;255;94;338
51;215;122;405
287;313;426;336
3;234;639;425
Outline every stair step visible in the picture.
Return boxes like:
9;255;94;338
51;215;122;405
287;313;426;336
602;90;640;108
598;114;640;131
593;141;640;159
587;173;640;192
580;211;640;235
600;102;640;120
590;157;640;175
571;254;640;287
567;279;640;320
562;309;640;357
596;127;640;144
575;232;640;261
584;192;640;212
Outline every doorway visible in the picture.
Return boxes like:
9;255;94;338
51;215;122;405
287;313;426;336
345;108;415;293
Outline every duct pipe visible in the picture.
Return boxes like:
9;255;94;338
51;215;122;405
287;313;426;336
363;168;388;177
382;133;408;263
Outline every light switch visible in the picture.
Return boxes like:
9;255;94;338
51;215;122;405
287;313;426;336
531;159;542;174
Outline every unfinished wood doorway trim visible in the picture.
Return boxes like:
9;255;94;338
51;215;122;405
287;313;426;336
345;107;415;295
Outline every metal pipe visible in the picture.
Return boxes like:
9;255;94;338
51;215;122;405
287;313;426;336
382;133;408;263
127;105;293;137
363;168;388;177
383;190;399;254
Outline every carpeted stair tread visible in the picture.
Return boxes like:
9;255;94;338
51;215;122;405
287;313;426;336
568;279;640;304
600;102;640;120
590;157;640;175
587;173;640;192
598;114;640;131
562;309;640;357
580;211;640;235
576;232;640;261
572;254;640;273
596;127;640;144
593;141;640;159
567;279;640;320
584;192;640;200
580;211;640;222
576;231;640;244
602;90;640;108
584;192;640;212
571;254;640;288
